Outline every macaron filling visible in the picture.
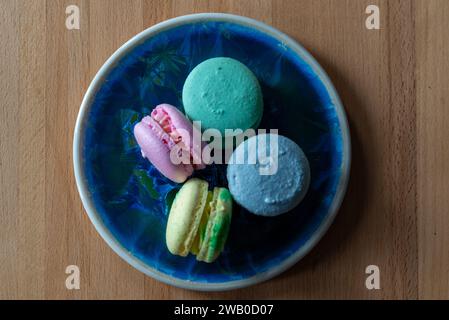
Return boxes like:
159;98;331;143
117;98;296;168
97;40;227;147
140;115;193;177
195;188;232;263
141;107;204;171
190;191;212;255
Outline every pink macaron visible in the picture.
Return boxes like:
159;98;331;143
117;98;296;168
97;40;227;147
134;104;207;183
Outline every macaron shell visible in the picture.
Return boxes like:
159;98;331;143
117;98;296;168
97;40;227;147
153;104;206;169
227;134;310;216
196;187;232;263
190;191;212;256
166;178;209;256
133;118;193;183
182;57;263;135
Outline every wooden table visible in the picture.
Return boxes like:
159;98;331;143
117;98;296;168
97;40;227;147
1;0;448;299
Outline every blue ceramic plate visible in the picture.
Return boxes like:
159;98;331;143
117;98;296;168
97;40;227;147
74;14;350;291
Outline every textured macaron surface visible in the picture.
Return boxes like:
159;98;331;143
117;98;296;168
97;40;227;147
182;57;263;135
227;134;310;216
166;178;209;256
134;103;207;183
133;115;193;183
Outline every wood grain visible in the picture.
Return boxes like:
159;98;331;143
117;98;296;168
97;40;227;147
0;0;447;299
0;0;20;299
416;0;449;300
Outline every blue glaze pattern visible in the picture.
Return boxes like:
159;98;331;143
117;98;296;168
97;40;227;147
82;21;343;283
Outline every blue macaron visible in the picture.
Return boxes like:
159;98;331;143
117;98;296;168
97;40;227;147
226;134;310;216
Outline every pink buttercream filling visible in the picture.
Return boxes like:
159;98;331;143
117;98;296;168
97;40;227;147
144;107;202;169
151;108;183;145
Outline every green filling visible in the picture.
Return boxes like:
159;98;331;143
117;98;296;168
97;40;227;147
205;210;231;262
188;187;232;263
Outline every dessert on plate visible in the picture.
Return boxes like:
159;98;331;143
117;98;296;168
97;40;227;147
134;57;310;261
166;178;232;263
227;133;310;217
182;57;263;137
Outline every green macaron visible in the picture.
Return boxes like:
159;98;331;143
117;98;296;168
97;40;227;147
166;178;232;263
182;57;263;136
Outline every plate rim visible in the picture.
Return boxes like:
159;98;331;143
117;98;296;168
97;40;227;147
73;12;351;291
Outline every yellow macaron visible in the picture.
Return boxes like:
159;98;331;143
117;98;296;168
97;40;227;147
166;178;232;263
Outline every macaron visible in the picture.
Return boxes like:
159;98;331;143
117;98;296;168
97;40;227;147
166;178;232;263
134;104;208;183
226;134;310;217
182;57;263;137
